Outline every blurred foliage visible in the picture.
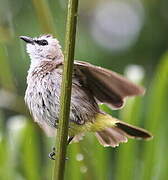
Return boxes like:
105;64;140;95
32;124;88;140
0;0;168;180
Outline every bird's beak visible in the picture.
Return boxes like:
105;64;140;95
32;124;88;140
20;36;34;44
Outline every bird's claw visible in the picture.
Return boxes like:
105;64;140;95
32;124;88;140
48;146;68;160
48;146;56;160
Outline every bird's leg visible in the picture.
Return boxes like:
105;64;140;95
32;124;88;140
67;136;74;145
48;137;74;160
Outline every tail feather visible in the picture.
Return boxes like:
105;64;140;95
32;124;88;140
96;127;128;147
116;121;152;139
95;120;152;147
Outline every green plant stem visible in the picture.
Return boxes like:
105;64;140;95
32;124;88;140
32;0;56;34
0;44;16;92
53;0;79;180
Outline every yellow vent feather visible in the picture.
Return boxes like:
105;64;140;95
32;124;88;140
69;113;118;137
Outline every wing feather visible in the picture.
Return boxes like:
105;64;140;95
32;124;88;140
74;61;145;109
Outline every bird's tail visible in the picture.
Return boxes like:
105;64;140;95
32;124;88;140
95;116;152;147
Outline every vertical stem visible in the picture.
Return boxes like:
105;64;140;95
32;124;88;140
32;0;56;34
53;0;79;180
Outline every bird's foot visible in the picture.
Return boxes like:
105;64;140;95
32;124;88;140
48;146;56;160
48;137;74;160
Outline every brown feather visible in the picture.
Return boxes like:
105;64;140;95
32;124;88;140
74;61;145;109
116;121;152;139
95;120;152;147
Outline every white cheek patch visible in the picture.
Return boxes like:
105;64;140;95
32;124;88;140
27;44;43;56
26;44;33;52
37;47;43;53
26;36;64;66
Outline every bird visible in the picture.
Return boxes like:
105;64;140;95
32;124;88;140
20;34;152;153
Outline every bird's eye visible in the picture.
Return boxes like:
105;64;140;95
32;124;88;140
35;39;48;46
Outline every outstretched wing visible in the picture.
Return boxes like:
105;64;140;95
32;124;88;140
74;61;145;109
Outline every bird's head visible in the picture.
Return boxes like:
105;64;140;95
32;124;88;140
20;34;63;66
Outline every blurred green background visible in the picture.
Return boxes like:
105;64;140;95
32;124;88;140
0;0;168;179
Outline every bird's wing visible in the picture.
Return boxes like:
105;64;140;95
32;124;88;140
74;61;145;109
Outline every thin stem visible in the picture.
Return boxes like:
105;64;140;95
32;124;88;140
32;0;56;34
53;0;79;180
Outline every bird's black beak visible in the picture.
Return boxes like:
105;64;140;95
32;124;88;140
20;36;34;44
